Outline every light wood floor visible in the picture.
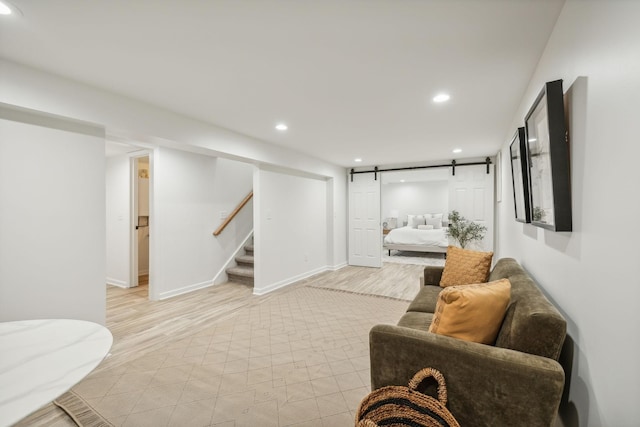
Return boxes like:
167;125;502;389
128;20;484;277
15;262;424;426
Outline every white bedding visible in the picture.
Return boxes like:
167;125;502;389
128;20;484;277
384;226;448;247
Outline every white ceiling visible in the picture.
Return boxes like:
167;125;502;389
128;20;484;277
0;0;565;167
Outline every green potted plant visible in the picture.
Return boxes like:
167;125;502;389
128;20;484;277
447;210;487;249
533;206;546;222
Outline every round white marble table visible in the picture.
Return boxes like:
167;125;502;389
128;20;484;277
0;319;113;427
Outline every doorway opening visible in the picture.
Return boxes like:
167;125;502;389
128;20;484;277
106;140;155;299
381;168;449;266
131;155;150;297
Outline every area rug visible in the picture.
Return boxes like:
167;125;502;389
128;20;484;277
53;391;113;427
69;286;410;426
302;263;425;301
383;250;446;266
307;285;412;302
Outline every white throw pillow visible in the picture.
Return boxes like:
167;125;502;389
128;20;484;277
426;217;442;229
423;213;433;219
417;224;434;230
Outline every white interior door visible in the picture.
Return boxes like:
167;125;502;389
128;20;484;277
348;173;382;267
448;164;494;251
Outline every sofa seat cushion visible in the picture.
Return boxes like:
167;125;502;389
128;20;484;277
398;311;433;332
406;285;442;313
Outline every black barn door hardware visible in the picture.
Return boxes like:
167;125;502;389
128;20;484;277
350;157;492;182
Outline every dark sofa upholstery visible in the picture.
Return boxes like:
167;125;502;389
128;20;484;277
369;258;566;427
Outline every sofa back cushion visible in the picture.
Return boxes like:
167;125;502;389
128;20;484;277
439;246;493;287
490;258;567;360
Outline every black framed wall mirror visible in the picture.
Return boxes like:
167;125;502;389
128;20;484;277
509;127;531;223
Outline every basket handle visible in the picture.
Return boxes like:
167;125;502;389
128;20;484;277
408;367;448;406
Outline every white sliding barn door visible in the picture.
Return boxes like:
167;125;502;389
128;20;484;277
348;173;382;267
449;164;494;251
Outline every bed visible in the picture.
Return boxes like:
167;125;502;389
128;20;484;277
383;226;449;256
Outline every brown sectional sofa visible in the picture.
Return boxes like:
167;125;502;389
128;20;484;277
369;258;566;427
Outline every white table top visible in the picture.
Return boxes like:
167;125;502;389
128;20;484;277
0;319;113;427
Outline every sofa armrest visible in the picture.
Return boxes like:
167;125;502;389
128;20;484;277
423;266;444;286
370;324;564;427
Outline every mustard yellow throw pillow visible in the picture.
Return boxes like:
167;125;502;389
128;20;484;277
428;279;511;344
439;246;493;287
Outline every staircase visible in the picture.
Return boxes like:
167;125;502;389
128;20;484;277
226;243;254;286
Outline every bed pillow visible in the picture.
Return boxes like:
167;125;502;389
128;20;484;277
407;215;425;228
425;217;442;229
428;279;511;344
439;246;493;287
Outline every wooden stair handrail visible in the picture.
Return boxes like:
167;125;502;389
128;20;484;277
213;191;253;236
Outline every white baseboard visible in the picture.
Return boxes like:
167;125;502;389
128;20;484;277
106;277;128;288
327;262;347;271
158;280;213;300
253;265;327;296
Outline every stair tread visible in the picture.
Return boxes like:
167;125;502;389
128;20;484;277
235;255;254;264
244;244;254;252
226;266;254;278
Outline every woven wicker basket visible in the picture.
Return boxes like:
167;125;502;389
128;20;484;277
355;367;460;427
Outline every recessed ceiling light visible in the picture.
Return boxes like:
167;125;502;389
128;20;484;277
275;123;288;131
400;179;406;183
433;93;450;103
452;148;462;154
0;2;13;15
354;158;362;163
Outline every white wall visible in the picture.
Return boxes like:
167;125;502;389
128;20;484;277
382;180;448;226
105;154;131;287
331;176;347;269
0;59;348;271
151;148;254;299
254;169;328;295
496;2;640;425
0;109;106;324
